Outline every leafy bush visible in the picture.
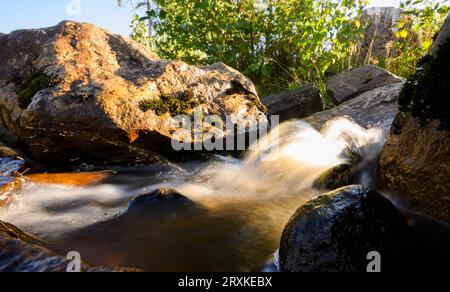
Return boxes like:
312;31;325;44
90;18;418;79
386;0;449;77
122;1;449;98
126;0;366;96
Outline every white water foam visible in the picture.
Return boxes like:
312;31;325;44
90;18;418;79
0;117;386;238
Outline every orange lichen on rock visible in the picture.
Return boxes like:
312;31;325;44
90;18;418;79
26;172;109;187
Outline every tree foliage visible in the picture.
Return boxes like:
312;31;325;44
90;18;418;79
126;0;367;95
387;0;449;77
121;0;449;96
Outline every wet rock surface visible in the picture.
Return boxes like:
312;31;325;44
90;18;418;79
304;82;403;133
127;188;201;214
0;154;26;208
26;172;108;187
280;185;450;272
280;186;408;272
378;114;450;223
0;221;135;272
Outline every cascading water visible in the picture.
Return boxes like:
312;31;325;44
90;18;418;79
0;117;386;271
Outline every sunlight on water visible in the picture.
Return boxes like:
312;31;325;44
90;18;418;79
0;117;387;271
0;183;141;236
187;117;385;202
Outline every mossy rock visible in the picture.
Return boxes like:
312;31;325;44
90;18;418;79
398;37;450;130
16;72;60;109
139;90;200;117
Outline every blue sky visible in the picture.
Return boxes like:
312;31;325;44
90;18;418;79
0;0;401;36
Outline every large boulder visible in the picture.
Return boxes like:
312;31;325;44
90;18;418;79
327;65;403;104
305;82;403;133
0;21;267;166
0;221;134;272
279;186;450;272
377;14;450;223
261;84;323;121
279;186;408;272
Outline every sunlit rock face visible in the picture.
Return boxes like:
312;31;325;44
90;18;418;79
0;21;267;166
378;14;450;223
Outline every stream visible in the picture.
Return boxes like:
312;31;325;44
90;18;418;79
0;117;396;271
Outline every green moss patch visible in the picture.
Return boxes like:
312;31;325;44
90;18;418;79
17;72;60;109
139;90;200;117
398;38;450;130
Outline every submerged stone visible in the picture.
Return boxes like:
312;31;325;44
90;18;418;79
127;188;201;215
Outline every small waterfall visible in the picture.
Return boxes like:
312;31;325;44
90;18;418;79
178;117;385;202
0;116;386;231
0;116;388;271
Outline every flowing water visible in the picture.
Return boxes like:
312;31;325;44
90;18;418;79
0;117;387;271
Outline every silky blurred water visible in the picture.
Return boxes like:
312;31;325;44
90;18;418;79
0;117;386;271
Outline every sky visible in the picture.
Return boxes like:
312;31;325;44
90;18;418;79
0;0;404;37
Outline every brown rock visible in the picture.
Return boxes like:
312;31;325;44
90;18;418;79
377;114;450;223
377;14;450;223
0;21;267;166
